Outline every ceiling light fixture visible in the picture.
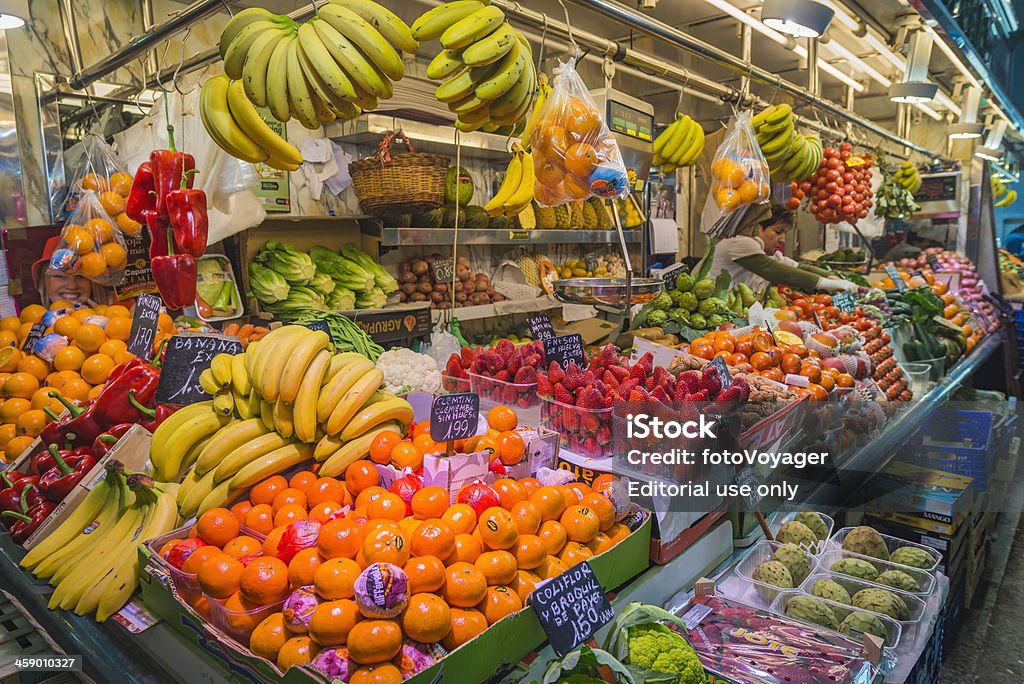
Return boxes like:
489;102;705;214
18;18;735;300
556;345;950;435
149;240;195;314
948;85;983;138
889;30;938;103
975;120;1007;160
0;0;28;29
761;0;834;37
811;0;859;31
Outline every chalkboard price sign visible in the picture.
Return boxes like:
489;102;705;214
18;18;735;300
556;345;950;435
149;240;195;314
304;320;331;340
431;258;454;283
527;314;555;341
429;392;480;443
155;333;244;405
831;292;856;312
584;253;599;272
707;355;733;389
885;266;908;292
21;323;45;353
926;253;941;271
531;562;614;657
660;264;687;287
543;334;586;368
126;293;162;357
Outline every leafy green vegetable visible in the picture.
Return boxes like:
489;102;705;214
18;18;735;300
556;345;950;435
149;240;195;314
248;262;289;304
290;310;384;360
341;243;399;294
605;603;704;684
256;240;315;285
539;645;636;684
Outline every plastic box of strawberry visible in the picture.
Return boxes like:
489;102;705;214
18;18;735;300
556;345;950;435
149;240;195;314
444;339;543;411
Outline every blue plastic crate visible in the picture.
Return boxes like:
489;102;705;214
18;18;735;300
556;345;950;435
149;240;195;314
912;410;994;490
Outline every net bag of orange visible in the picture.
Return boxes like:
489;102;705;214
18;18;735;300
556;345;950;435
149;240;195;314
49;190;130;287
529;59;629;206
700;110;771;235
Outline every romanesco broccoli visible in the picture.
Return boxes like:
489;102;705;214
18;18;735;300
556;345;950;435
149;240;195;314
626;623;704;684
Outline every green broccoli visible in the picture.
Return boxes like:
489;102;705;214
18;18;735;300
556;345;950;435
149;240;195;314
626;623;704;684
675;273;695;292
647;309;668;326
692;278;715;299
680;292;698;312
652;291;673;311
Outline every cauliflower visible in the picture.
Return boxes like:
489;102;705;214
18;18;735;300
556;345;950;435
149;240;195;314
626;623;704;684
376;348;441;394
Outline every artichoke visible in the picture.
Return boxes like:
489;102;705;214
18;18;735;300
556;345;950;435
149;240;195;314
652;291;673;311
647;309;668;326
675;272;695;292
693;278;715;299
680;291;699;312
689;313;707;329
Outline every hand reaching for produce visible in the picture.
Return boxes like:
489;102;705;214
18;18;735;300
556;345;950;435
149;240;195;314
816;277;857;292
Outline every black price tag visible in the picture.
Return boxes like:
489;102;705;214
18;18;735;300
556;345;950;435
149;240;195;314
126;293;162;357
885;265;908;292
584;253;599;272
527;314;555;341
531;562;614;657
926;254;941;271
660;264;688;287
910;270;923;280
155;333;244;405
304;320;331;341
429;392;480;443
707;355;733;389
431;258;454;283
832;292;856;313
20;323;45;353
543;334;586;368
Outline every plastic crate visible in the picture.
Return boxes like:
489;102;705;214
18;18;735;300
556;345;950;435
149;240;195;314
468;372;540;426
911;409;994;490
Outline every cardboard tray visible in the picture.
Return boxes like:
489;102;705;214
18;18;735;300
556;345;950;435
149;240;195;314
139;509;652;683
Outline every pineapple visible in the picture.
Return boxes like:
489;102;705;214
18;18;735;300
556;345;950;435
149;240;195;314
589;198;611;229
582;202;598;229
553;204;571;229
517;254;540;286
535;201;556;229
517;203;536;229
569;201;585;229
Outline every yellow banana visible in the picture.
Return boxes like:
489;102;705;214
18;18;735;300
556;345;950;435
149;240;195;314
296;21;357;104
214;432;296;484
286;39;320;130
316;357;376;422
475;42;524;102
462;22;516;67
220;8;281;59
293;348;331;443
314;432;345;460
325;352;368;383
213;391;235;417
332;0;418;53
199;75;269;164
223;20;282;80
227;78;302;166
339;396;414;440
230;443;315;489
231;354;250;396
255;326;310;402
235;390;260;420
150;402;216;468
260;399;275;431
210;354;234;386
199;368;222;395
428;49;465;81
411;0;485;41
484;150;523;216
273;399;294;438
265;34;294;123
154;412;232;482
503;149;535;212
178;468;218;521
317;4;404;81
21;473;117;570
319;422;403;477
441;6;505;50
195;480;248;518
242;24;290;107
325;368;384;436
277;329;331;405
194;418;271;475
310;18;392;100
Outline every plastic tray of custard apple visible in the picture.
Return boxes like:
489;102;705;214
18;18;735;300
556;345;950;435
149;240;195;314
723;539;820;608
815;548;937;597
828;527;942;572
798;571;928;641
769;510;836;556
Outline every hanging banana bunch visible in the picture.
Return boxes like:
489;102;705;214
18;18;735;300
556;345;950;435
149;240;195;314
652;113;705;174
484;143;535;218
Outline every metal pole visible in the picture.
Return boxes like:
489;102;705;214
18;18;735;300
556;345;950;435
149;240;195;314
142;0;159;80
67;0;241;90
58;0;83;76
806;38;819;97
739;23;752;101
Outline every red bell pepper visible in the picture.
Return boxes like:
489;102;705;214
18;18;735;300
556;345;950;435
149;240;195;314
38;446;96;502
125;162;157;223
0;473;40;512
91;423;134;458
167;178;208;258
146;211;170;261
150;126;196;218
152;253;197;310
2;493;57;544
129;393;177;432
48;393;103;446
93;360;161;428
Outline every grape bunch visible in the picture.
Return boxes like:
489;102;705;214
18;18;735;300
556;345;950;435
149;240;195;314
797;143;874;225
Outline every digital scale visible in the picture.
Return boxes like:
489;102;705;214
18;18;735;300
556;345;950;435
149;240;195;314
589;88;655;191
913;171;961;219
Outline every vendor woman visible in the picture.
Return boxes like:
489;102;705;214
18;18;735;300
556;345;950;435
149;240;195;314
699;205;857;292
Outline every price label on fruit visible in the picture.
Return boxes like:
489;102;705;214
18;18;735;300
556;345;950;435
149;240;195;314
543;334;586;368
527;314;556;341
20;323;45;354
926;253;941;271
831;292;855;313
531;561;614;656
885;265;908;292
126;293;162;357
584;253;599;272
155;333;244;405
910;270;923;280
431;258;454;283
430;392;480;443
707;355;733;389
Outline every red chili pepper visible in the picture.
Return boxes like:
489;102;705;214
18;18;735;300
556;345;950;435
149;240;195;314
167;185;208;258
38;445;96;502
0;473;40;512
150;126;196;218
47;393;104;446
152;253;197;310
2;492;56;544
93;361;161;427
130;394;178;432
125;162;157;223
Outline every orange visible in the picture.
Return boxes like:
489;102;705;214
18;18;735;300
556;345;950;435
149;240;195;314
98;191;126;218
587;531;616;555
15;410;47;437
60;379;91;403
477;507;517;550
347;619;403;665
486;405;518;432
318;517;365;560
0;331;16;348
364;519;400;536
558;542;594;567
52;346;86;372
309;599;362;646
314;557;362;600
240;556;290;605
512;534;547;570
15;323;31;342
243;504;275;536
81;173;108;192
5;436;34;461
562;98;602;141
287;471;317;497
250;475;288;506
566;482;591;502
98;338;127;360
157;312;174;333
564;142;598;178
410;518;456;559
716;188;741;211
307;477;346;507
410;485;449;520
389;442;423;470
31;384;61;410
180;546;221;575
274;503;307;527
368;429;403;464
108;171;132;195
411;420;431;439
529;486;566;522
0;347;20;373
19;305;46;325
15;355;48;383
80;354;115;384
535;555;568;579
404;555;446;594
0;423;16;450
441;503;477;535
102;318;129;344
495;432;525;466
222;535;262;559
99;242;127;270
73;324;106;353
442;608;488;650
354;485;387;510
490;478;527;510
287;547;323;588
116;212;142;237
345;461;380;497
361;526;410;566
533;120;568;157
0;398;30;423
222;591;266;636
444;533;482;566
227;500;252;525
509;500;541;535
511;570;540;604
249;613;289;661
198;553;244;599
4;372;39;399
579;494;615;532
0;316;18;332
477;585;523;625
606;523;631;544
79;252;107;278
69;308;95;321
349;664;403;684
538;520;568;555
309;501;344;523
196;507;241;547
272;487;307;512
277;635;319;670
475;550;517;586
403;592;452;643
86;384;104;401
367;492;406;522
737;179;760;202
442;562;487;608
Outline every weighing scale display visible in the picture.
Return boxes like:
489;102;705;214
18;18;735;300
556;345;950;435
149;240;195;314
608;100;653;141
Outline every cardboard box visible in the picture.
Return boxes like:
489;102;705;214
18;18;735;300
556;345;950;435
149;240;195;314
868;461;976;534
863;516;968;578
140;510;653;684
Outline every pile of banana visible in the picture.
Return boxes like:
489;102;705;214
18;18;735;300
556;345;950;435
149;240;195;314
200;75;304;171
219;0;416;129
485;143;534;217
895;161;922;195
416;1;537;132
753;104;822;182
993;176;1017;207
150;325;414;520
20;468;178;622
652;113;705;174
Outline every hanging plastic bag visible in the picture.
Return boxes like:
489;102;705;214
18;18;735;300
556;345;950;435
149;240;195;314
49;190;129;287
530;59;630;206
55;135;134;224
699;110;771;237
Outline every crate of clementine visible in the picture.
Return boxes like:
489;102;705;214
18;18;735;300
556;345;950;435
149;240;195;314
141;465;651;683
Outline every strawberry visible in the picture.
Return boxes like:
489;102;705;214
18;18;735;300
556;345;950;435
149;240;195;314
629;363;646;381
581;437;602;458
651;385;671;403
673;381;689;402
686;390;709;402
582;412;601;433
617;378;639;397
592;379;607;398
604;394;614;408
502;386;519;404
598;344;619;368
537;374;554;396
678;370;701;394
628;387;649;402
480;351;503;375
608;365;629;381
678;401;701;425
445;356;462;377
563;407;580;432
596;423;612;445
603;370;619;389
582;369;596;386
715;386;743;413
653;366;671;390
514;366;537;384
579;387;605;410
731;376;750;401
495;370;511;382
495;339;515;363
700;366;722;396
524;353;543;368
636;352;654;375
554;384;574;405
548;361;566;384
563;362;585;392
644;375;656;391
460;346;476;369
506;350;523;376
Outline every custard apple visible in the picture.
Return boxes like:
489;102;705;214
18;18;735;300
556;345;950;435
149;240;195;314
795;511;829;541
839;611;889;646
776;521;818;550
830;558;879;582
851;588;909;621
785;595;839;630
811;579;852;605
889;546;934;569
876;570;920;593
841;526;889;561
772;544;811;585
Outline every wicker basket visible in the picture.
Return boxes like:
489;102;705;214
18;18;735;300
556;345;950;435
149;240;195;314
349;131;449;216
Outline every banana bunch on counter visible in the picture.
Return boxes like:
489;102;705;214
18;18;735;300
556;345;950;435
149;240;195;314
416;1;537;132
754;104;822;182
652;113;705;174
